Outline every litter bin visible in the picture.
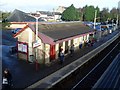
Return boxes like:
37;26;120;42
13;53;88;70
30;55;35;63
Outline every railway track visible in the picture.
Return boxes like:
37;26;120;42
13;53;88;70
93;52;120;88
50;36;120;90
72;40;120;89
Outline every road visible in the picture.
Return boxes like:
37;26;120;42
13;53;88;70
1;30;18;88
1;30;17;68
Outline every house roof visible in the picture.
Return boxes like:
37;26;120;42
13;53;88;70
6;9;44;22
37;22;95;42
7;9;35;22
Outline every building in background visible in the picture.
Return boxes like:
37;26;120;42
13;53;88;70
35;11;61;21
6;9;62;29
55;6;67;13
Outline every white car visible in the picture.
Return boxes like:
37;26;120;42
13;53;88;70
11;28;22;34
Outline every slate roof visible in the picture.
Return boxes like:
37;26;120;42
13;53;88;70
7;9;43;22
14;22;95;45
37;22;94;41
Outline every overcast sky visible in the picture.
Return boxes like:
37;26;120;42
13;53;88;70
0;0;120;12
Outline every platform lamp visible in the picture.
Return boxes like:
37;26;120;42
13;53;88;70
29;12;41;71
94;10;97;29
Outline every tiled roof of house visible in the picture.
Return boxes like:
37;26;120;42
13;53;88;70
7;9;44;22
37;22;94;41
7;9;35;22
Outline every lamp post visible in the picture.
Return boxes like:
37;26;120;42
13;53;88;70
35;16;40;68
35;17;39;40
29;13;41;40
94;10;97;29
30;13;40;71
116;14;119;29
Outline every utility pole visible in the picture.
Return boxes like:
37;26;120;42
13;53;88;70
29;13;41;71
53;8;55;21
116;14;119;29
94;10;97;29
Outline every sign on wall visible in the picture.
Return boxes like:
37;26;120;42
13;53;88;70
33;40;41;48
18;42;27;53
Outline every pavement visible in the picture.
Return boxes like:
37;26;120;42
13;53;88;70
1;29;120;88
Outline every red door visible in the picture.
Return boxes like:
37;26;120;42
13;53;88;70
50;45;55;61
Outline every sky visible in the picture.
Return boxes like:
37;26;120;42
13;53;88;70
0;0;120;13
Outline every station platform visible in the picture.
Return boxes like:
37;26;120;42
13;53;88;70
26;30;120;89
2;29;120;89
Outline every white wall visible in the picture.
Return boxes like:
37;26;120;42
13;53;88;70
44;44;50;64
55;44;59;59
40;15;47;18
27;28;34;62
54;15;61;20
9;23;27;29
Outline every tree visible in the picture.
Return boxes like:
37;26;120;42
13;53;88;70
61;4;80;21
83;5;98;21
79;5;119;23
95;6;100;22
118;9;120;26
0;11;2;30
82;5;87;21
109;7;119;24
110;8;118;18
1;11;11;29
100;8;109;22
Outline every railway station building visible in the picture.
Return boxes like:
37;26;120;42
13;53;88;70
13;22;95;64
6;9;97;65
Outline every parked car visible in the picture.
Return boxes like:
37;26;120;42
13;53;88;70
11;28;22;34
83;21;93;27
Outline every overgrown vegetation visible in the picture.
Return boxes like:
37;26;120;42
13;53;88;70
61;4;81;21
0;11;11;30
61;4;120;23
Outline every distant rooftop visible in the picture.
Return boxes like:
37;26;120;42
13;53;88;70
6;9;44;22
